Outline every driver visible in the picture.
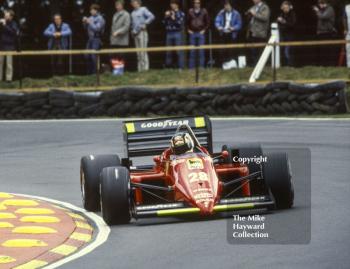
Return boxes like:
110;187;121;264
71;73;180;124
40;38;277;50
170;132;195;155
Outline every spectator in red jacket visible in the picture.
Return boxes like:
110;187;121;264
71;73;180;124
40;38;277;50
187;0;210;69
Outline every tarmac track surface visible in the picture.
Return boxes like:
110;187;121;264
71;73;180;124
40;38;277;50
0;119;349;269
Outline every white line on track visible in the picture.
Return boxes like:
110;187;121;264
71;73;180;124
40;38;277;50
11;193;110;269
0;117;349;124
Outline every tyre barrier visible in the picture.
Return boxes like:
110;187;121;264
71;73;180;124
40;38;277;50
0;81;348;119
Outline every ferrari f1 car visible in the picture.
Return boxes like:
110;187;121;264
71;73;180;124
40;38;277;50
80;116;294;225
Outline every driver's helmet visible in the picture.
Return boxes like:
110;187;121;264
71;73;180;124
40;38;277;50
171;132;194;155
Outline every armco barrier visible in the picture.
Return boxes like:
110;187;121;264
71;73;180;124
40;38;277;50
0;81;348;119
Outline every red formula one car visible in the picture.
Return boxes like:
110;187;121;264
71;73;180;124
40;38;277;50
80;116;294;225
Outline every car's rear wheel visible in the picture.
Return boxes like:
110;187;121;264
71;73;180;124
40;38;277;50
80;155;120;212
100;167;131;225
263;152;294;209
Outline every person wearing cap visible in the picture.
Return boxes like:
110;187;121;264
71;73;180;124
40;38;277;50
187;0;210;69
110;0;131;66
83;4;106;74
215;0;242;67
131;0;155;72
163;0;185;69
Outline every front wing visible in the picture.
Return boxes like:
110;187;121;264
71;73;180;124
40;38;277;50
133;196;275;219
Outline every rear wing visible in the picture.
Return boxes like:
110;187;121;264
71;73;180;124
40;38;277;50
123;116;213;159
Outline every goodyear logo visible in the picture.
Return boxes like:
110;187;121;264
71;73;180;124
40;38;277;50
140;119;189;129
187;158;204;170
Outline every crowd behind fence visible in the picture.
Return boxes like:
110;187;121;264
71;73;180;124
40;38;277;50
0;0;350;87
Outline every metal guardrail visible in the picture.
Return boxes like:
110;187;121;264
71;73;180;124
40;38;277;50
0;39;349;56
0;39;349;91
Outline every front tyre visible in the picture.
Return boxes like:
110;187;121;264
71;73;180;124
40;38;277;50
263;152;294;209
222;144;266;195
100;167;131;225
80;155;120;212
222;143;262;174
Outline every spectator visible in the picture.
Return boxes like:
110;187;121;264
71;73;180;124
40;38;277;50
344;2;350;67
215;0;242;67
131;0;155;72
187;0;210;69
246;0;271;65
313;0;336;66
277;1;296;66
163;0;185;69
44;14;72;76
110;0;131;65
83;4;106;74
0;10;19;82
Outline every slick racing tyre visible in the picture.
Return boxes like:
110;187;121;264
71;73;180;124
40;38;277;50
100;167;131;225
263;152;294;209
222;144;266;195
222;143;262;174
80;155;120;212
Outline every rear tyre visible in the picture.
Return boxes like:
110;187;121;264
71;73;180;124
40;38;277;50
80;155;120;212
263;152;294;209
100;167;131;225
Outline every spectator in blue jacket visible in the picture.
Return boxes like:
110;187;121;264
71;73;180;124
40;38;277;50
131;0;155;72
44;14;72;76
83;4;106;74
215;0;242;66
163;0;185;69
0;10;19;82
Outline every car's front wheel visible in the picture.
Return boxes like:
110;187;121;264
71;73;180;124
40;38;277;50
222;143;262;174
100;166;131;225
263;152;294;209
222;144;267;195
